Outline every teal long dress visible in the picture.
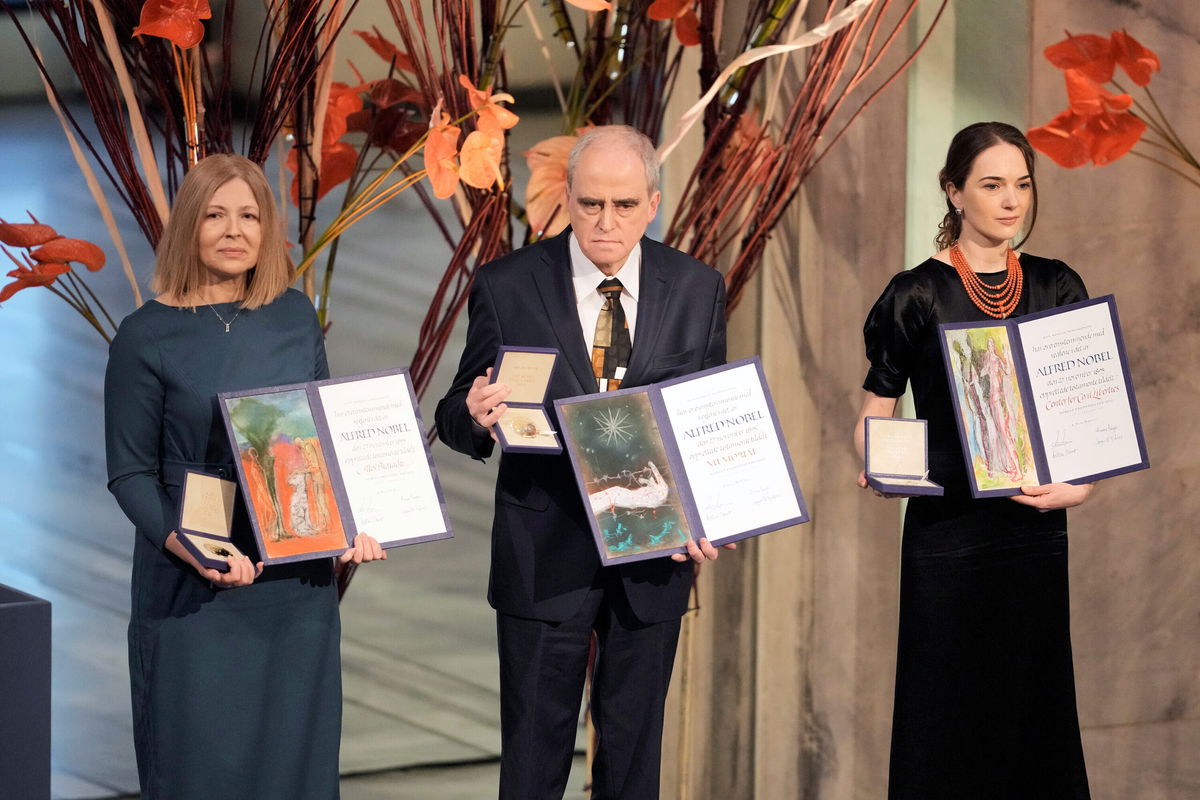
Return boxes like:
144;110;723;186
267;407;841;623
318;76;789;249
104;289;341;800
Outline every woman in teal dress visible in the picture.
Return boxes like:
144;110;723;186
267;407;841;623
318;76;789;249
105;154;384;799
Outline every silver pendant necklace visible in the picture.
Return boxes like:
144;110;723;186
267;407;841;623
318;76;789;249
208;304;242;333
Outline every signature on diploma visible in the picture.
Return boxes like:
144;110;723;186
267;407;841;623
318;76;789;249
1094;422;1122;445
1050;428;1077;459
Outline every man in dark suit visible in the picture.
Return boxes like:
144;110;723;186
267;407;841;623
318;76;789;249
436;125;729;800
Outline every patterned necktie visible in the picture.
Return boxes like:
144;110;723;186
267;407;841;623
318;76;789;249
592;277;631;391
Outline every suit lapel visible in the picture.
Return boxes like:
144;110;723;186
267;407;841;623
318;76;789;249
624;238;670;386
532;230;596;394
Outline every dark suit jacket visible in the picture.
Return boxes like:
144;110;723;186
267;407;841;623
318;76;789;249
435;228;727;624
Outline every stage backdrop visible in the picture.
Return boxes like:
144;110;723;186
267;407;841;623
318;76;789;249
661;1;1199;798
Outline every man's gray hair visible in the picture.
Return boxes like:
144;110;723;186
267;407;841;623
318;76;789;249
566;125;660;195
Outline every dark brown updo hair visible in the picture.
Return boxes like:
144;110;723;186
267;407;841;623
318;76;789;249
935;122;1038;252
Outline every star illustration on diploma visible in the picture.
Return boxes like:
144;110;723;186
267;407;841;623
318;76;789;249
594;407;634;446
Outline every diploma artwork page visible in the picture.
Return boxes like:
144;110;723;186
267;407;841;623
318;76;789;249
219;368;452;565
939;295;1149;498
556;357;809;566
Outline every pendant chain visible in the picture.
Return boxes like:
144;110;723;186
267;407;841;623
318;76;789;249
207;304;242;333
949;243;1024;319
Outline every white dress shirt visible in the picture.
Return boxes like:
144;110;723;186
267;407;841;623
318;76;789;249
570;234;640;369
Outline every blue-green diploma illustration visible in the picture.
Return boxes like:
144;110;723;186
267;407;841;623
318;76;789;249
558;391;692;562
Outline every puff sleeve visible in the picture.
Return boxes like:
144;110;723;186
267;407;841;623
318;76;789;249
862;271;932;398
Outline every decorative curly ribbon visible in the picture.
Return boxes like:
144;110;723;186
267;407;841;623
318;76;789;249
657;0;873;162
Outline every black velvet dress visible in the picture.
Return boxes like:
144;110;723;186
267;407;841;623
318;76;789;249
104;289;341;800
863;254;1091;800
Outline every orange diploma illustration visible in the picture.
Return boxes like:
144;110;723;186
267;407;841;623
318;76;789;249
224;390;350;561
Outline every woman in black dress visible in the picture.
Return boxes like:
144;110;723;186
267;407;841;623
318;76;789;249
854;122;1093;799
105;154;384;799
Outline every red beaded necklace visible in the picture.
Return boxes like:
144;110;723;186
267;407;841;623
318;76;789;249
949;243;1023;319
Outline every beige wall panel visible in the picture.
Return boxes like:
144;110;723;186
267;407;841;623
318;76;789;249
796;84;908;800
1028;2;1200;798
660;23;911;795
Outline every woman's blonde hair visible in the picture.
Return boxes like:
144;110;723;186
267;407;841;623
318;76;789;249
151;154;293;309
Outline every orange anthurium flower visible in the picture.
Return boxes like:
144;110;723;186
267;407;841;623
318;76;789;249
457;75;519;135
564;0;613;10
424;112;462;200
1027;110;1092;168
1;263;71;303
30;237;106;272
1110;30;1159;87
353;28;417;74
1044;32;1114;83
0;220;58;249
524;135;577;237
1064;69;1132;116
133;0;213;50
648;0;702;46
458;130;505;190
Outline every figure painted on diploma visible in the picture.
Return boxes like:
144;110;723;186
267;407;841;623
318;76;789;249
588;462;669;514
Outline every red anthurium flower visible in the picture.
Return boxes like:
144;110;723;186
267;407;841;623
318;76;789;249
1085;111;1146;165
285;141;360;205
424;112;462;200
322;82;366;147
1110;30;1159;87
364;78;424;110
675;10;701;47
133;0;213;50
648;0;690;18
0;263;71;303
649;0;702;46
458;75;519;135
1027;108;1146;168
1027;110;1092;168
1064;69;1132;116
286;83;367;204
1044;32;1114;83
30;237;106;272
524;135;577;237
458;130;505;190
346;79;427;154
353;28;417;74
0;220;59;249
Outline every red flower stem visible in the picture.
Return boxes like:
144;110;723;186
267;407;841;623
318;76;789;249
315;139;385;326
1126;149;1200;191
1128;108;1197;171
67;269;119;332
1137;135;1200;172
43;284;112;343
1110;79;1193;166
53;270;90;314
1140;88;1197;169
407;173;459;250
